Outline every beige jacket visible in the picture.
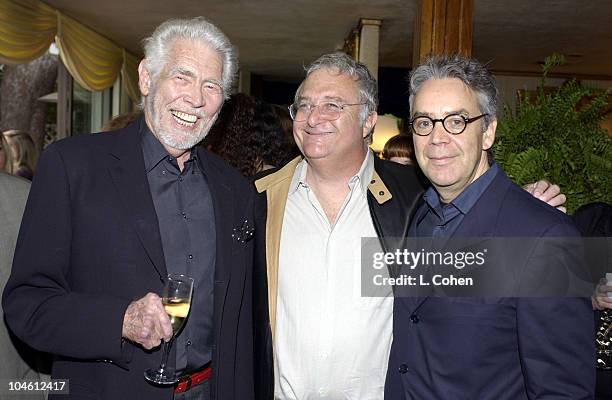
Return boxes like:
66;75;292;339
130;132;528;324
254;156;393;338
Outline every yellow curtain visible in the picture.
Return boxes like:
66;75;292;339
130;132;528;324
0;0;57;64
56;12;123;92
121;49;141;103
0;0;140;95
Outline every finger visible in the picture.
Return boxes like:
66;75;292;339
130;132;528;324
593;297;603;310
538;183;560;202
144;292;161;304
556;206;567;214
598;285;612;293
146;300;172;342
159;313;173;340
546;193;566;208
152;314;172;342
142;337;162;350
522;182;536;194
532;180;550;198
597;295;612;304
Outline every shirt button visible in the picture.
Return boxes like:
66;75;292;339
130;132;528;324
188;254;193;260
182;212;187;218
399;364;408;374
410;314;420;324
186;340;192;346
162;170;167;175
318;388;327;396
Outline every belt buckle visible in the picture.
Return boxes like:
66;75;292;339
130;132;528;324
176;374;192;393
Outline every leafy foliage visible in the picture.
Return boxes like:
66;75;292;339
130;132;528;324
493;54;612;213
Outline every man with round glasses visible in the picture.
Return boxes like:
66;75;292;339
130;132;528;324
385;55;594;399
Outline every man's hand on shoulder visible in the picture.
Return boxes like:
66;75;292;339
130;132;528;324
523;180;567;213
122;293;172;350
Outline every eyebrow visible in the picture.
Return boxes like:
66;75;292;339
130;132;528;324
411;108;472;118
169;66;223;87
297;95;349;103
204;78;223;87
169;66;196;79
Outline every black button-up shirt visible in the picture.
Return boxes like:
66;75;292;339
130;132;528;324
416;163;499;237
141;124;216;373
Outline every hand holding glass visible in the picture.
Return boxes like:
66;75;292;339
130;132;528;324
144;274;194;385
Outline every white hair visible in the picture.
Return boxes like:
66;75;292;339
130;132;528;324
141;17;237;99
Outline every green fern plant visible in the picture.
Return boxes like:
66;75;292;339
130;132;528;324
493;54;612;213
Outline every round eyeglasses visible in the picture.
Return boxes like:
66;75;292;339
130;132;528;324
288;102;365;122
409;113;488;136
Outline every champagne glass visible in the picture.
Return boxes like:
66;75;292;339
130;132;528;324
144;274;194;384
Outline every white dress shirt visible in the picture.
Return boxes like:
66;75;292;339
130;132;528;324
275;152;393;399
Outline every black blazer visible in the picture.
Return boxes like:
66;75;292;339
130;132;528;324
2;120;255;400
386;169;595;399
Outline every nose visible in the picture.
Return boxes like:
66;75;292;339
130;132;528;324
184;84;205;108
430;120;450;145
306;105;325;126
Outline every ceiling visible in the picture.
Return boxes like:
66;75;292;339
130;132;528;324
44;0;612;81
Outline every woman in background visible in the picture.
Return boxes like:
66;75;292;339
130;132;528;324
204;93;292;177
1;130;38;180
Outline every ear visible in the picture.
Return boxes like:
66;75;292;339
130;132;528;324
481;118;496;151
362;111;378;139
138;60;151;97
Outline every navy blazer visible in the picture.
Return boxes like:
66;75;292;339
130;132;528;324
2;120;256;400
386;169;595;399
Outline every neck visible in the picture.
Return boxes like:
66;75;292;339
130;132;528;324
305;146;368;189
437;156;490;203
304;147;368;225
144;112;191;171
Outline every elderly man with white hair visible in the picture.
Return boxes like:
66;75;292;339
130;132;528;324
3;17;255;400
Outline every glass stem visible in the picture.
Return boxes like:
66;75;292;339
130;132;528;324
159;339;173;372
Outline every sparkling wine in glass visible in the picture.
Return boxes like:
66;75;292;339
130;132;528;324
144;274;194;385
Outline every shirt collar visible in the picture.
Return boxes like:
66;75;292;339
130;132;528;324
423;162;499;215
289;150;375;196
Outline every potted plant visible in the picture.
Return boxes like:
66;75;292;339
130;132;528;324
493;54;612;213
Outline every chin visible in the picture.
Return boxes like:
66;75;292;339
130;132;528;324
159;127;207;150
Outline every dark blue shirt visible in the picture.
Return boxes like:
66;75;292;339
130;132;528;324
415;163;499;237
141;124;216;373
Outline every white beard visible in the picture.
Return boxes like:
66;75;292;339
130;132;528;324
156;112;218;150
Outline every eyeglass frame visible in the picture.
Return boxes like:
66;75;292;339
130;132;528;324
409;113;489;136
288;101;366;122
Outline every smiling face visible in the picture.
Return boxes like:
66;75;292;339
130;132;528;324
293;68;376;167
412;78;496;202
139;38;224;154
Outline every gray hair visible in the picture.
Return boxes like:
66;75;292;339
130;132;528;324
295;52;378;124
409;54;498;128
142;17;237;99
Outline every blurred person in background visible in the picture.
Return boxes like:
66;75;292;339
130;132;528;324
382;134;415;165
573;202;612;400
100;111;142;132
0;171;51;400
1;130;39;180
204;93;291;177
272;104;301;161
